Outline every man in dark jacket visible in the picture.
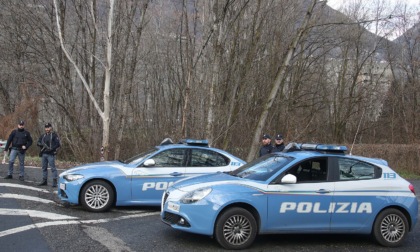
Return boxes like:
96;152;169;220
37;123;60;187
259;134;273;157
272;134;285;152
3;120;33;181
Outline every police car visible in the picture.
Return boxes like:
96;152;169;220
58;138;245;212
161;143;418;249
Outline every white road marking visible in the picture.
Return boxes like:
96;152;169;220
25;166;65;171
84;225;134;252
0;221;79;238
0;183;50;193
0;211;159;238
0;208;78;220
0;193;55;204
1;177;158;250
0;165;65;171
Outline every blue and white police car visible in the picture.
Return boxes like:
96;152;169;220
58;138;245;212
161;143;418;249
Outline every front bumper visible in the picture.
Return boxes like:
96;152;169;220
57;178;83;205
161;199;220;236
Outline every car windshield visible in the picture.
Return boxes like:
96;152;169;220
230;155;293;181
123;148;157;164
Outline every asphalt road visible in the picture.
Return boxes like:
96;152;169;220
1;163;420;252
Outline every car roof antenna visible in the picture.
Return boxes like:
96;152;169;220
350;109;365;156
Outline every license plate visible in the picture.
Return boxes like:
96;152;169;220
59;183;66;190
168;202;180;212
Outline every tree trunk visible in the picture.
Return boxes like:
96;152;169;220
53;0;115;160
246;0;318;161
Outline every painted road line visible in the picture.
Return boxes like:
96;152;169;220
0;165;66;171
0;183;50;193
84;225;134;252
0;208;78;220
0;211;159;238
0;193;55;204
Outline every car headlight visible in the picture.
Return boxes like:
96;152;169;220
181;187;212;204
63;174;84;181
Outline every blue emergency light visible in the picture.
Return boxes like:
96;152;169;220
179;139;209;147
285;143;347;153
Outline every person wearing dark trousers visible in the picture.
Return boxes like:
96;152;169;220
259;134;273;157
37;123;60;187
272;134;285;152
2;120;33;181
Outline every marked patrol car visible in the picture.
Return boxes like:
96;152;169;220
161;143;418;250
58;138;245;212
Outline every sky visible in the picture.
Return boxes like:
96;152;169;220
326;0;420;39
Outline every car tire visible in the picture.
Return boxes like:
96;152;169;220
80;180;114;212
372;208;408;247
214;207;257;250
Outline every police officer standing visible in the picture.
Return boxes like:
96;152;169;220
259;134;273;157
272;134;285;152
2;120;33;181
37;123;60;187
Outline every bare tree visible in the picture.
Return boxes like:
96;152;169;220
379;2;420;143
0;0;417;163
53;0;114;160
246;0;318;161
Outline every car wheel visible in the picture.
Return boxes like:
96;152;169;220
372;208;408;247
80;180;114;212
214;207;257;250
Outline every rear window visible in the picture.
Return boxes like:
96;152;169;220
190;149;229;167
338;158;381;180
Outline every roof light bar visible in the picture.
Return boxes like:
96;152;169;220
300;143;347;152
179;139;209;146
314;144;347;152
284;143;347;153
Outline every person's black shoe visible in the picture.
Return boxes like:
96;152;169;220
37;179;47;186
52;179;57;188
3;175;12;179
19;176;24;181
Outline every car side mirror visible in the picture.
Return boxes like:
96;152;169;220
281;174;297;184
143;159;156;167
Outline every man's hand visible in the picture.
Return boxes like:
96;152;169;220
22;145;26;150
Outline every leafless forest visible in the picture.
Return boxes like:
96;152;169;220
0;0;419;164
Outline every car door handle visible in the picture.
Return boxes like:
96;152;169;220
170;172;183;177
316;189;331;194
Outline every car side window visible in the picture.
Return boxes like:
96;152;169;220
190;149;229;167
338;158;377;180
286;158;327;183
152;149;186;167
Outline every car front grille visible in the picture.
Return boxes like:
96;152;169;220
162;211;191;227
59;189;68;199
163;211;180;224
